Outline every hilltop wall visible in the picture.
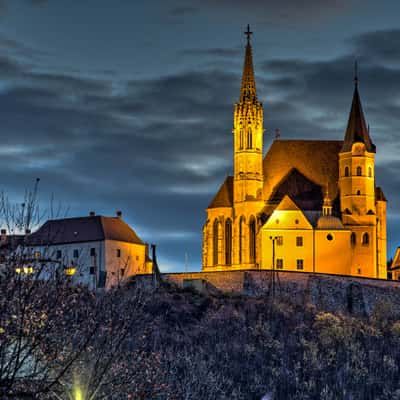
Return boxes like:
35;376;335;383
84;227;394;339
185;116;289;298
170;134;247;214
133;270;400;317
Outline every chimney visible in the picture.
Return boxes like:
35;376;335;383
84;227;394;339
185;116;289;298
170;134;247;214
89;211;96;217
116;211;122;219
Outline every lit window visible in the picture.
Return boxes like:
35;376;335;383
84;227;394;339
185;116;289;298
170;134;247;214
276;259;283;269
296;259;304;270
73;249;79;258
116;249;121;258
276;236;283;246
296;236;303;247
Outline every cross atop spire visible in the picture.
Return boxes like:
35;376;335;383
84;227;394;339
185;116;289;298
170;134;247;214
240;25;257;103
245;24;253;44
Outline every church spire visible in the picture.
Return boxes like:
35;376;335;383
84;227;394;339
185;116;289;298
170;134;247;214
240;25;257;103
341;64;376;153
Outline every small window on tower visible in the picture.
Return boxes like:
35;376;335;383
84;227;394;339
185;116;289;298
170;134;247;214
357;166;362;176
247;128;252;149
345;167;349;177
239;130;244;149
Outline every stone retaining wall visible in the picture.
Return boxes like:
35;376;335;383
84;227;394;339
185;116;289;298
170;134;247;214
133;270;400;317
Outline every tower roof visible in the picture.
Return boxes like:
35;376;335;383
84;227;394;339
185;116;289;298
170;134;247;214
240;25;257;103
341;75;375;153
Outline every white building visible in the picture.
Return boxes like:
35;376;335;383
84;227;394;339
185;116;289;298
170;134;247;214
24;212;152;289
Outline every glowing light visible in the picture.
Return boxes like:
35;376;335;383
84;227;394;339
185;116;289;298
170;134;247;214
64;267;76;276
74;386;83;400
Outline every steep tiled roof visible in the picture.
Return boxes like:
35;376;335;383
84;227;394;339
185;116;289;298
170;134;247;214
208;176;233;209
341;85;375;153
375;187;387;202
27;216;143;246
263;140;343;207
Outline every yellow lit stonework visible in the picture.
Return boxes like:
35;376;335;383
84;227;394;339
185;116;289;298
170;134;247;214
202;28;387;279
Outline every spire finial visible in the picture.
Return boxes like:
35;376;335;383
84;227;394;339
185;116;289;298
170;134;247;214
354;60;358;86
245;24;253;45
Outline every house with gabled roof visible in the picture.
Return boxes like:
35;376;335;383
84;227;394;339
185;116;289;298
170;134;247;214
24;211;152;289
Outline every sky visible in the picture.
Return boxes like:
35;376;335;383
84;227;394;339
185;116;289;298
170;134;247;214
1;0;400;271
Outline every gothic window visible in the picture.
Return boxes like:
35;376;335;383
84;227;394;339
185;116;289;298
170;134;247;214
213;219;219;266
239;216;245;264
356;166;362;176
368;167;372;177
351;232;356;246
239;130;244;150
345;166;349;177
362;232;369;246
225;219;232;265
249;217;256;263
247;128;252;149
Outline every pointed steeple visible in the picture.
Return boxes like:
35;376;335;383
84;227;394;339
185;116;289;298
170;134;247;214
240;25;257;103
341;63;376;153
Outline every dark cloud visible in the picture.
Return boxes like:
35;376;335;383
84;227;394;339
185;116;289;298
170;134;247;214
1;25;400;269
169;6;198;16
353;30;400;64
197;0;357;25
181;48;241;58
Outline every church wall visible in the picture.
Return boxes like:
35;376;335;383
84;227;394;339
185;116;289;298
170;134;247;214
349;225;377;278
260;228;314;272
314;230;352;275
376;200;387;278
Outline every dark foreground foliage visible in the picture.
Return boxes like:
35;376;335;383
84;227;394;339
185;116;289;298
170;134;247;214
3;280;400;399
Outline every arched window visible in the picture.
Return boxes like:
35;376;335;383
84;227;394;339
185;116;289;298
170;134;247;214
213;219;219;266
239;216;245;264
357;190;361;195
247;128;252;149
351;232;356;246
225;219;232;265
249;217;256;263
345;166;349;177
368;167;372;178
239;130;243;150
356;166;362;176
362;232;369;246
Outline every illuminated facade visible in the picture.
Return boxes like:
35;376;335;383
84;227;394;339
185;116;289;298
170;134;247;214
202;27;387;279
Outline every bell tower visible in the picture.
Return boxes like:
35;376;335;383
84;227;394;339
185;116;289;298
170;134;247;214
233;25;264;204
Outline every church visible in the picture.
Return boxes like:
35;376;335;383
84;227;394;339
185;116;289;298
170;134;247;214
202;27;387;279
